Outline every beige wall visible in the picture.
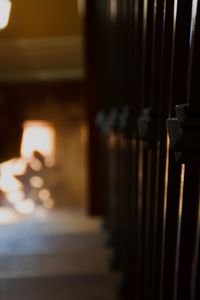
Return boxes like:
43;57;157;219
0;0;84;82
0;0;82;38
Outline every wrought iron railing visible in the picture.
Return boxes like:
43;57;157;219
86;0;200;299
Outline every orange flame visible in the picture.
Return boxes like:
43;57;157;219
0;120;56;215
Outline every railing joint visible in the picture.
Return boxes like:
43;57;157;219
167;104;200;163
137;107;160;145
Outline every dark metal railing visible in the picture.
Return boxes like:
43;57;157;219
86;0;200;299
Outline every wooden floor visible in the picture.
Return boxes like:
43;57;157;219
0;208;118;300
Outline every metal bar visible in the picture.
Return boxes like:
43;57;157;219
150;0;165;113
192;178;200;299
141;1;166;299
123;138;139;299
187;0;200;114
135;2;156;300
175;165;200;299
161;154;182;300
154;0;175;293
143;0;155;107
170;0;193;115
160;2;193;300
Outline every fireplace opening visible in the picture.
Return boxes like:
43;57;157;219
21;120;56;167
0;119;56;215
0;82;87;222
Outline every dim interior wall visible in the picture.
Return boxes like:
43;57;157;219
0;82;87;209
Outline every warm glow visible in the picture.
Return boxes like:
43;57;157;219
29;159;43;171
43;198;54;209
0;208;19;224
0;0;12;30
38;188;54;209
38;188;51;201
0;120;56;217
78;0;85;16
0;158;26;193
30;176;44;189
20;121;56;166
14;199;35;215
110;0;117;20
7;190;25;204
109;132;117;148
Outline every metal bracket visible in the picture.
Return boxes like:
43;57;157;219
96;108;120;135
107;107;121;134
167;104;200;163
119;106;136;139
96;110;108;134
137;107;160;143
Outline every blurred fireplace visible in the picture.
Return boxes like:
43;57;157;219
0;81;87;209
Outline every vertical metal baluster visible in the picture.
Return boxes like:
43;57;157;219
137;0;166;298
138;1;155;298
160;1;193;300
189;4;200;298
192;178;200;300
176;165;200;299
153;0;175;298
176;1;200;299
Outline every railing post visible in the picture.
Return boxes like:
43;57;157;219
167;1;200;299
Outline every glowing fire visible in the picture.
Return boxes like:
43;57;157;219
21;121;56;167
0;158;26;193
0;120;56;215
